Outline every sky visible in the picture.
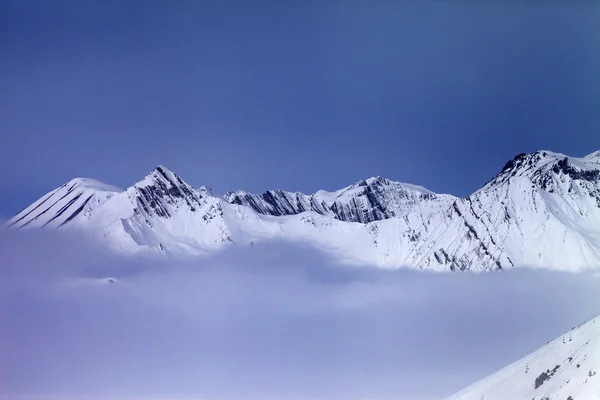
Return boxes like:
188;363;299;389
2;230;600;400
1;1;600;215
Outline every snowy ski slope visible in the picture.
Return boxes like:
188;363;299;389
447;313;600;399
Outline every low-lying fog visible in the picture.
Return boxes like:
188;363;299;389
2;231;600;400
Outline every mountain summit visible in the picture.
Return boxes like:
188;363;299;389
5;150;600;271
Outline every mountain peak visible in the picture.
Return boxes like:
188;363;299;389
585;150;600;163
4;177;121;230
135;165;191;190
364;176;387;185
7;148;600;271
153;164;174;175
354;176;435;195
63;177;122;193
148;165;178;182
484;150;600;190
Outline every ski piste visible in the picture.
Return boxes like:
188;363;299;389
448;309;600;399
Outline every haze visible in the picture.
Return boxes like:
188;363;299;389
2;230;600;400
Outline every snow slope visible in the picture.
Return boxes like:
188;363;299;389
5;150;600;271
5;178;122;229
447;314;600;400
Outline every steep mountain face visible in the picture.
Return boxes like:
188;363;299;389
447;314;600;400
5;150;600;271
448;151;600;270
6;167;234;256
6;178;122;230
95;166;233;255
225;177;455;223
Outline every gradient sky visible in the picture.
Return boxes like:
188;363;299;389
1;1;599;216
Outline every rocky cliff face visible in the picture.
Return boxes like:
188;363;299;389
225;176;454;223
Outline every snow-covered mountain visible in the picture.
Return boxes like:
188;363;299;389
5;150;600;271
447;313;600;400
225;176;454;224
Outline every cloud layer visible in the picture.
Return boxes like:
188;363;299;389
2;231;600;400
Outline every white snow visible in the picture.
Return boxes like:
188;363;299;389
447;313;600;400
3;178;122;230
5;150;600;271
584;150;600;163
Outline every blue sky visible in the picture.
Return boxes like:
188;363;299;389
1;1;599;216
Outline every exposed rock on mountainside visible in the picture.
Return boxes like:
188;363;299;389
5;150;600;271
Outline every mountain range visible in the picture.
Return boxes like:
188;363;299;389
5;150;600;272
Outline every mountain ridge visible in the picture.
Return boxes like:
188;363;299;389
4;149;600;271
